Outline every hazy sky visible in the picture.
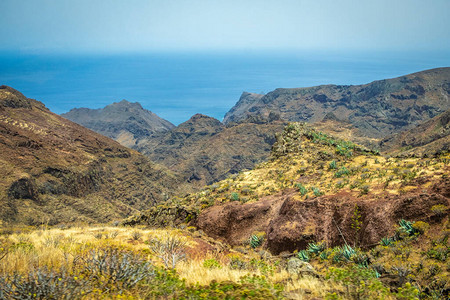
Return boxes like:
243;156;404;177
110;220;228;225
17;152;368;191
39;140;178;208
1;0;449;53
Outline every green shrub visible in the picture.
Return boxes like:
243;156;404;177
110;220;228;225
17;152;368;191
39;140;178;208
0;268;86;299
359;184;370;195
131;230;142;241
329;160;337;170
326;266;390;299
295;183;307;195
395;282;419;299
335;167;350;178
230;192;240;201
312;187;322;197
431;204;448;217
82;249;154;289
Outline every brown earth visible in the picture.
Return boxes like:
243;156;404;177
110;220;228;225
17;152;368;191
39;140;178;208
196;178;449;255
0;86;181;225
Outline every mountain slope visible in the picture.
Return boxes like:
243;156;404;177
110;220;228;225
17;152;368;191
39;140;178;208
380;109;450;156
62;100;175;148
126;123;449;254
137;114;285;187
224;67;450;138
0;86;180;225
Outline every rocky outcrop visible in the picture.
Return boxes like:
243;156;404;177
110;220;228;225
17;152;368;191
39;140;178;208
196;179;449;255
223;92;264;124
224;68;450;138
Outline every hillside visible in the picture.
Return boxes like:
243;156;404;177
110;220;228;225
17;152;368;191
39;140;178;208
224;67;450;138
124;122;449;298
380;109;450;156
0;86;181;225
62;100;175;148
137;114;286;187
63;103;285;188
127;122;449;252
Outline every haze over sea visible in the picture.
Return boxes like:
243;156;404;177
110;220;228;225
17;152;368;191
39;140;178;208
1;50;449;125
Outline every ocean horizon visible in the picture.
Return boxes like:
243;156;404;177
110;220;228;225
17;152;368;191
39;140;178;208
1;50;449;125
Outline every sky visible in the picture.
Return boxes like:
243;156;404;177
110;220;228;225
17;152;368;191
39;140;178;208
0;0;449;53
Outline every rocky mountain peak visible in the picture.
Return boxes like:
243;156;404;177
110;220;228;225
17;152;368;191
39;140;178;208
62;100;175;148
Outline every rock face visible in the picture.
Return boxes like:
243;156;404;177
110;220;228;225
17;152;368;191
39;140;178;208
223;92;264;124
380;109;450;156
138;114;285;187
62;100;175;148
0;86;179;225
223;68;450;138
196;180;449;255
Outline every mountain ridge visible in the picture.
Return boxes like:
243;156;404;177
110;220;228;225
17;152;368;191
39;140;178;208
223;67;450;138
62;99;175;148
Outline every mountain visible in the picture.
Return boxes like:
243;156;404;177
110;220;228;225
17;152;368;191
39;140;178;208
223;92;264;124
223;67;450;138
126;122;449;255
61;100;175;148
137;114;285;187
380;109;450;156
0;86;180;225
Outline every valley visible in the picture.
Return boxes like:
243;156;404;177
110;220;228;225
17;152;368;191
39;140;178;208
0;68;449;299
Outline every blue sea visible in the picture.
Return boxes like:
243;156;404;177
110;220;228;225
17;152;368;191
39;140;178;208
0;50;449;125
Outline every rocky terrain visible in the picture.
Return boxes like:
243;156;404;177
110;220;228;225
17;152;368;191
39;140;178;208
63;102;285;188
62;100;175;148
123;122;449;297
380;109;450;156
224;67;450;138
61;68;449;189
1;79;449;298
137;114;286;187
128;122;449;249
0;86;181;225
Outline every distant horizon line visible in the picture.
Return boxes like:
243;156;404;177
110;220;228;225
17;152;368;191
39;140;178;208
1;48;450;57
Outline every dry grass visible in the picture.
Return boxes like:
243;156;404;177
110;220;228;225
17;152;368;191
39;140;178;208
0;226;188;275
0;225;351;299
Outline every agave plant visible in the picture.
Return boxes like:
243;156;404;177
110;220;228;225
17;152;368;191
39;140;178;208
352;253;370;268
319;250;331;260
249;234;264;249
332;247;344;263
398;219;419;236
307;242;325;255
297;250;310;262
341;245;356;261
380;237;392;246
